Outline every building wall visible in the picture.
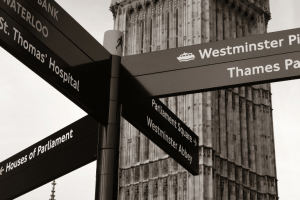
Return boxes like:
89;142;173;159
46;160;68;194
110;0;277;199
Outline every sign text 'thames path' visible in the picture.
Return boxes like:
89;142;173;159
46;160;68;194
120;27;300;101
122;99;199;175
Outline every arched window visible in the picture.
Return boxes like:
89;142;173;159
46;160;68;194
150;19;153;52
176;9;178;47
141;22;144;53
144;137;149;160
136;133;140;163
167;12;170;49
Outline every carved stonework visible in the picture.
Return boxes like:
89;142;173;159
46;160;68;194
250;191;256;200
135;167;140;182
126;170;131;184
144;165;149;179
243;188;248;200
167;0;172;11
115;0;277;199
250;172;254;188
144;183;148;200
220;178;224;194
163;178;168;193
235;167;239;182
206;166;211;175
173;175;178;187
157;3;162;15
183;173;187;191
243;169;247;185
174;0;178;8
173;159;178;171
257;193;262;200
109;3;119;19
125;187;130;200
228;182;232;198
163;159;168;174
220;159;223;175
134;185;139;200
153;162;159;177
236;184;240;199
232;93;236;109
153;179;158;198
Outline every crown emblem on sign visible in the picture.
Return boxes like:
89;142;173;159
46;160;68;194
177;52;195;62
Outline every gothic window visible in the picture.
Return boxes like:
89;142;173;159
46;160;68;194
223;13;226;40
127;138;132;166
235;167;239;181
144;183;148;200
144;137;149;160
136;133;140;163
144;164;149;179
135;167;140;182
163;178;168;200
125;187;130;200
228;183;232;200
236;184;239;199
163;159;168;174
134;185;139;200
175;9;178;47
150;19;153;52
153;180;158;199
153;162;159;177
141;22;144;53
167;12;170;49
174;175;178;200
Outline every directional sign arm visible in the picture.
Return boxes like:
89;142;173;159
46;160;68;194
122;99;199;175
120;27;300;101
0;9;111;124
0;116;98;200
24;0;112;76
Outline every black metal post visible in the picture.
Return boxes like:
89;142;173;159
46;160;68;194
95;30;123;200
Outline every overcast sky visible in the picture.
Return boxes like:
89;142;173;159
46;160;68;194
0;0;299;199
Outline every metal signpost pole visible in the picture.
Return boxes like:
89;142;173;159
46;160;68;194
95;30;123;200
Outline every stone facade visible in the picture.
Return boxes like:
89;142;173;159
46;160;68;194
110;0;278;199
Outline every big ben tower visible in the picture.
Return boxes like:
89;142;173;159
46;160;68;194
109;0;278;199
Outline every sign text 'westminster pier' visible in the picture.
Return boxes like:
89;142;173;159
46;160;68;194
120;27;300;101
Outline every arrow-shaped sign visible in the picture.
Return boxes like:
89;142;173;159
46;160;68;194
0;167;4;175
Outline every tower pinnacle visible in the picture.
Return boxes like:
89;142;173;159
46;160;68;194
49;180;56;200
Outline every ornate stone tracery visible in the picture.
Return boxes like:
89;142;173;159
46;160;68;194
113;0;277;199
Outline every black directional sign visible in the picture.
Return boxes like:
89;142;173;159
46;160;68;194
0;6;111;124
122;99;199;175
0;116;98;200
120;27;300;101
24;0;112;75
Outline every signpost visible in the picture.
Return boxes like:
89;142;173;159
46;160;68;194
4;1;300;199
0;7;111;124
0;116;99;200
122;98;199;175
